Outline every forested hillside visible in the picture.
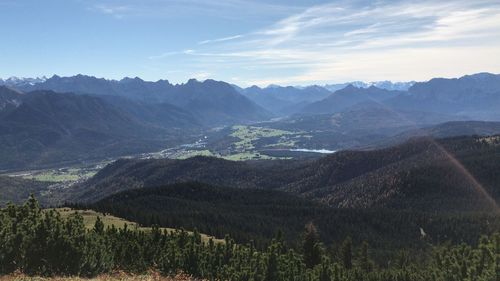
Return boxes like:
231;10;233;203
74;183;500;253
0;90;199;169
1;197;498;281
0;176;51;206
73;135;500;212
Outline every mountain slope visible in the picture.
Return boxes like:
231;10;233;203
165;79;272;125
303;137;500;212
387;73;500;119
301;85;404;115
384;121;500;145
81;182;500;251
0;86;23;116
97;95;201;129
73;135;500;212
0;176;52;206
21;75;271;126
254;102;462;151
0;91;190;169
71;156;262;202
240;85;332;114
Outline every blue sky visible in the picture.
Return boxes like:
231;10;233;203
1;0;500;86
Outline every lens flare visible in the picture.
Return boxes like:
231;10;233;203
358;95;499;212
431;139;498;211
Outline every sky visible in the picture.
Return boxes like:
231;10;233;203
1;0;500;86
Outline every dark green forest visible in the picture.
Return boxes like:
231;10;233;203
71;136;500;214
1;197;499;280
74;183;500;255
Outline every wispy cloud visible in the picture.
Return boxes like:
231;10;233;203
94;4;131;18
90;0;301;20
145;0;500;86
198;35;243;45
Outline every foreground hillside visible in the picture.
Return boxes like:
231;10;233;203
73;135;500;213
2;197;498;281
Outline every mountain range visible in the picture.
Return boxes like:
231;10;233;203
6;73;500;121
15;75;271;126
1;72;500;170
387;73;500;120
323;80;415;92
300;85;404;115
236;84;332;114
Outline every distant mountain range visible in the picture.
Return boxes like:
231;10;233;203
1;72;500;170
235;81;415;114
0;76;47;87
236;85;331;114
5;73;499;121
323;81;415;92
0;75;425;118
236;74;499;119
301;85;404;115
0;75;273;169
13;75;272;126
388;73;500;120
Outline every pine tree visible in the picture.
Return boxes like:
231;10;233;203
319;257;332;281
93;216;105;234
359;241;373;272
2;196;500;281
264;243;279;281
303;223;322;269
340;237;352;270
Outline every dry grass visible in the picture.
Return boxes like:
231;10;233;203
0;271;206;281
47;208;224;244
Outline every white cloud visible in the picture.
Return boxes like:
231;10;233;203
198;35;243;45
147;0;500;85
191;71;211;80
94;4;131;18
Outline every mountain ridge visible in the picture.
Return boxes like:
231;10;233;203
71;134;500;213
16;75;272;126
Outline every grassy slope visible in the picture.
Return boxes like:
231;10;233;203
52;208;224;244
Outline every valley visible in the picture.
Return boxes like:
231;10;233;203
0;123;336;192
